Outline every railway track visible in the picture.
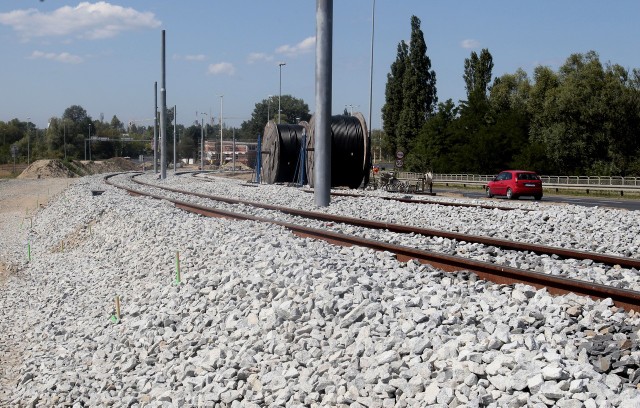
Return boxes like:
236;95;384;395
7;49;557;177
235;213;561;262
105;173;640;311
189;171;529;212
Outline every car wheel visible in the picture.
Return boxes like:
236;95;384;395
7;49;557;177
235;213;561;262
506;188;517;200
534;194;542;200
486;187;493;198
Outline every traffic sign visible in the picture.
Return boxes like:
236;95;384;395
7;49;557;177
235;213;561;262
396;151;404;159
395;159;404;168
10;145;18;158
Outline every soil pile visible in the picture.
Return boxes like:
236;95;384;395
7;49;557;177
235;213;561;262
72;158;140;176
18;158;141;179
17;159;76;179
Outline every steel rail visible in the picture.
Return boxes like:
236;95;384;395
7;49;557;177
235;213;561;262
105;173;640;311
304;189;528;212
134;174;640;270
188;171;526;212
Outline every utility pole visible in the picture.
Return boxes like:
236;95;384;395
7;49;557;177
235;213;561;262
219;95;224;168
26;117;31;165
278;62;286;124
160;30;168;179
200;112;207;170
368;0;376;165
88;124;92;161
154;81;158;174
315;0;333;207
173;105;177;173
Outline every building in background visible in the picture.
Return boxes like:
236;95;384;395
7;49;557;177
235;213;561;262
204;141;257;168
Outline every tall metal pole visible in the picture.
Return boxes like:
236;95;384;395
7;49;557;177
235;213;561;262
278;63;286;124
160;30;168;179
267;95;272;122
232;128;236;173
201;117;204;170
219;95;224;168
26;117;30;165
314;0;332;207
368;0;376;164
173;105;177;173
88;124;92;161
63;122;67;160
154;81;158;174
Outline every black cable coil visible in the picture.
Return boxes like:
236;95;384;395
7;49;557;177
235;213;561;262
307;113;370;189
260;120;306;184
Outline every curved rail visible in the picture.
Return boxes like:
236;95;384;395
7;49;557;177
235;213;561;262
105;173;640;311
188;171;529;212
136;174;640;270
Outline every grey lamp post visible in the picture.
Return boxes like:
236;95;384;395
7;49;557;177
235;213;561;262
200;112;207;169
219;95;224;168
278;62;286;124
26;117;30;165
88;124;92;161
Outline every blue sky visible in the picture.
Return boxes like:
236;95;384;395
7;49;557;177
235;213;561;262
1;1;639;131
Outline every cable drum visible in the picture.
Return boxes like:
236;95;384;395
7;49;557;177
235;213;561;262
306;112;370;189
260;120;306;184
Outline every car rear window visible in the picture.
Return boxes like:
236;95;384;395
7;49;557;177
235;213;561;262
517;173;539;180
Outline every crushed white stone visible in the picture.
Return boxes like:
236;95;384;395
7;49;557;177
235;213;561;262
1;173;639;407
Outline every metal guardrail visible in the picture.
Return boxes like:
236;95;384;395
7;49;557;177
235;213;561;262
431;173;640;195
433;173;640;186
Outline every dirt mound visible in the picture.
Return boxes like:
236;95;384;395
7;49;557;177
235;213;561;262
17;159;76;179
72;158;140;176
18;158;141;179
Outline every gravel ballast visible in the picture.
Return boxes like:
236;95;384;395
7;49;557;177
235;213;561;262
1;174;640;407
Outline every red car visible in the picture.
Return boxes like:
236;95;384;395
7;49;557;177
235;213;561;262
486;170;543;200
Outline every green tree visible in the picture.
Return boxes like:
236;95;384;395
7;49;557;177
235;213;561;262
395;16;437;154
239;95;311;140
406;99;457;172
528;51;630;175
62;105;93;160
381;41;408;155
463;49;494;103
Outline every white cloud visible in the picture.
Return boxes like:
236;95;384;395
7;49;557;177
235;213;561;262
247;52;273;64
173;54;207;61
185;54;206;61
276;36;315;57
30;50;83;64
461;39;480;49
207;62;235;76
0;1;161;40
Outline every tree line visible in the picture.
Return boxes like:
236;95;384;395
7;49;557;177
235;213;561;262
383;16;640;177
1;94;313;167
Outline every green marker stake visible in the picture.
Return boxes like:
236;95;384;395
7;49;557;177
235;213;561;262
27;242;31;262
175;251;181;284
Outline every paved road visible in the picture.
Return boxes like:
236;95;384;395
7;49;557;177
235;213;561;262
435;187;640;211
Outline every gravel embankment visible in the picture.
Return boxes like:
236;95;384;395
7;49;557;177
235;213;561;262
1;174;640;407
119;174;640;291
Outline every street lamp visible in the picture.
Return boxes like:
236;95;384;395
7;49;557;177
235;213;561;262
278;62;286;124
346;104;360;115
267;95;273;122
219;95;224;168
26;117;30;165
200;112;208;170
